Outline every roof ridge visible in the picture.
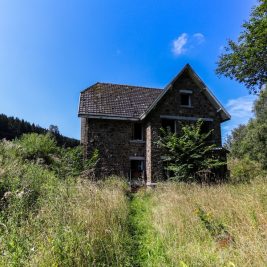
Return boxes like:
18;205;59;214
81;82;163;93
98;82;163;90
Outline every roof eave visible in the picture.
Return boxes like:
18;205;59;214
78;113;139;121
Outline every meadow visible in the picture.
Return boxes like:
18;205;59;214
0;134;266;266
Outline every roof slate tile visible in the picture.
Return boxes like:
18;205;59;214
79;83;163;118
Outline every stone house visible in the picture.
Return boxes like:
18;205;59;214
78;64;230;183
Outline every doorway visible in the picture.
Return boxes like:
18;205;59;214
130;160;145;182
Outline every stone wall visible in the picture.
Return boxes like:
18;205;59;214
84;119;146;178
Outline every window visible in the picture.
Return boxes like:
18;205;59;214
161;119;175;133
200;121;213;141
132;123;143;140
180;93;191;107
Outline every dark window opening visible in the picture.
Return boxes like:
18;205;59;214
161;119;175;133
200;121;213;141
132;123;143;140
180;93;191;106
130;160;145;180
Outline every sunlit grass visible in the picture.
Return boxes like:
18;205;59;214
134;181;267;266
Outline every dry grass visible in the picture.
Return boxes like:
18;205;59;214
0;178;132;267
139;181;267;266
31;179;131;266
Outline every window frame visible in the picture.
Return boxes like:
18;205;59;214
180;89;193;108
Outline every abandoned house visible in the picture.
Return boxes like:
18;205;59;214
78;64;230;183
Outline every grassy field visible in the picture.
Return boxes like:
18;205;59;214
1;180;266;266
0;135;266;266
132;182;267;266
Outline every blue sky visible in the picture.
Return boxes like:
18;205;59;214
0;0;257;140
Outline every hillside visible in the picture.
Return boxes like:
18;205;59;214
0;133;266;266
0;114;79;148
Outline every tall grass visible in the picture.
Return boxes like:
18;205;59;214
1;135;266;266
0;138;132;266
133;182;267;266
0;178;132;266
29;178;132;266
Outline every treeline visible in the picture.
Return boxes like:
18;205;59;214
0;113;79;148
224;87;267;183
225;88;267;169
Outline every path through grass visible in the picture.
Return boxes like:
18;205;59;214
129;182;267;267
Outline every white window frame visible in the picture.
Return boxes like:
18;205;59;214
180;89;193;108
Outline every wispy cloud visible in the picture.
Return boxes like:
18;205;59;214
226;95;255;118
171;32;205;56
222;95;256;141
193;33;205;44
172;33;188;56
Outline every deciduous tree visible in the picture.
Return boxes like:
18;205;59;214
216;0;267;94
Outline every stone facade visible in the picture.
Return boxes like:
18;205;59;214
80;70;228;182
83;119;146;178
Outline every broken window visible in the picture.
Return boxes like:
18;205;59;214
180;93;191;107
132;123;143;140
161;119;175;133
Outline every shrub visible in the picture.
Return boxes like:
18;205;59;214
17;133;57;162
158;120;224;182
56;146;84;178
228;158;263;183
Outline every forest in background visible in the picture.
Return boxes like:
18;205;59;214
0;113;79;148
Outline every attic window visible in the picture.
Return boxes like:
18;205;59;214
132;123;143;140
180;93;192;107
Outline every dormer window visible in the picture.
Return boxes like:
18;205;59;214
180;89;192;107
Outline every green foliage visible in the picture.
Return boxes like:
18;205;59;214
84;148;99;170
0;137;131;266
226;88;267;170
1;133;266;266
216;0;267;94
58;146;84;177
253;85;267;120
158;120;224;182
228;158;263;183
17;133;58;162
0;113;80;147
4;133;99;179
224;124;247;152
129;192;169;266
196;207;229;239
58;147;99;178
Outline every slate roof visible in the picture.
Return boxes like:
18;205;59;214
78;64;230;122
79;83;163;119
